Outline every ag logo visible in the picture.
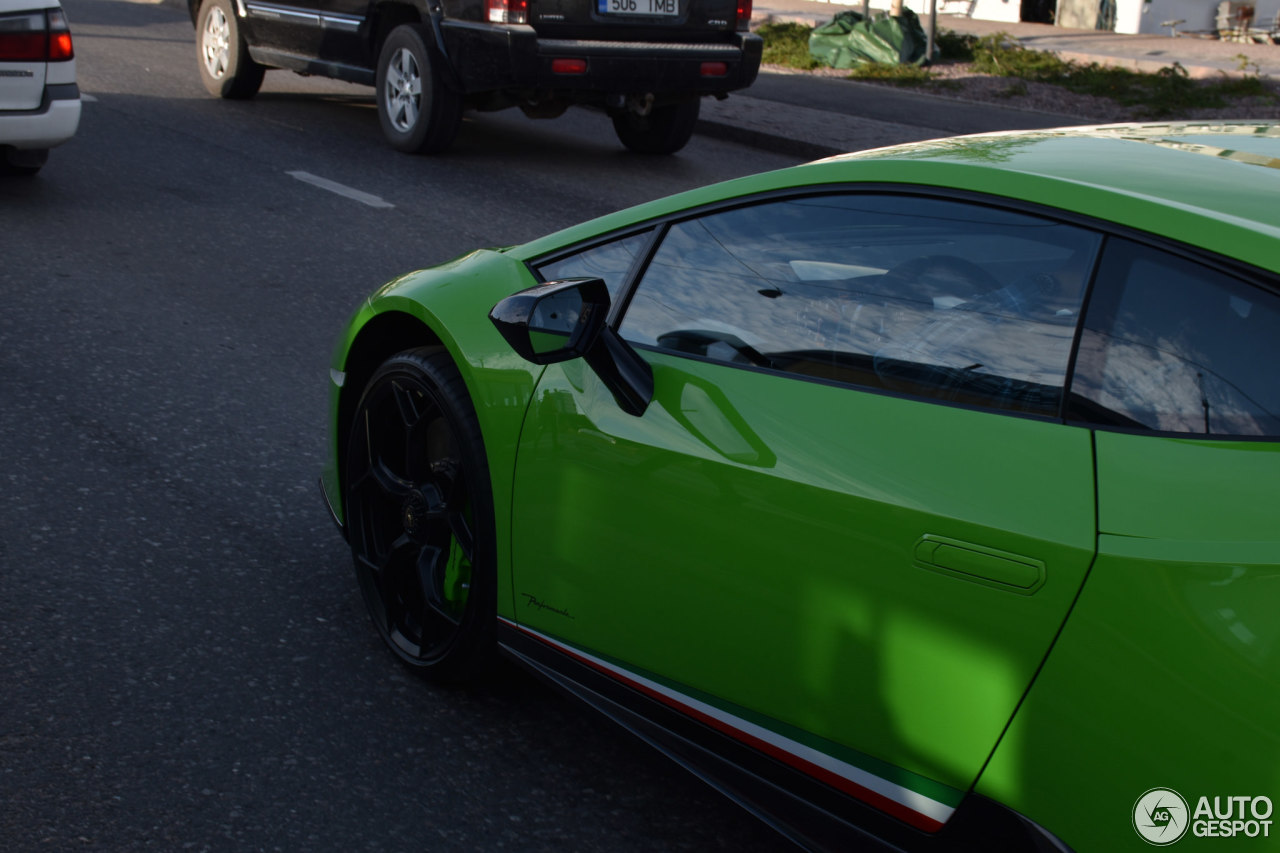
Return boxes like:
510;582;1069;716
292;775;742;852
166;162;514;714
1134;788;1190;845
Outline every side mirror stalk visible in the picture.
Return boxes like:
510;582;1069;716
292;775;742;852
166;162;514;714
586;326;653;417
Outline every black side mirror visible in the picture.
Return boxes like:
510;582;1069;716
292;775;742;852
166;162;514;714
490;278;653;417
488;277;610;365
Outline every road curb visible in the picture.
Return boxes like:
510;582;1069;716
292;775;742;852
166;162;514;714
695;116;842;159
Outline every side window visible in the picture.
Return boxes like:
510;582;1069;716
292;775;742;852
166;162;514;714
618;194;1101;415
1068;239;1280;437
535;230;652;302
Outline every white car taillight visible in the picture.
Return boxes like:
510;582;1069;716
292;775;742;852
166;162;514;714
47;9;73;61
0;8;74;62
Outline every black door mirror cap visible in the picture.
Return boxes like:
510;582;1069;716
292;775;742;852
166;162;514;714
489;277;610;366
490;277;653;416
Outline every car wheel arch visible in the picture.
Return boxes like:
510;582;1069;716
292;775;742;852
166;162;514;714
335;310;446;511
368;3;418;49
368;2;447;66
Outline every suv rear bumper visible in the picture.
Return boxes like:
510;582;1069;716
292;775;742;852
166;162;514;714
441;22;762;97
0;82;80;149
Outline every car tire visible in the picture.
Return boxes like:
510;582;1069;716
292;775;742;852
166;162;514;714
196;0;265;100
0;148;48;177
376;25;462;155
344;348;496;680
612;98;701;155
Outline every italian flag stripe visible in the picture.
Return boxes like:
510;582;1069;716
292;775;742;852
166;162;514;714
503;618;956;832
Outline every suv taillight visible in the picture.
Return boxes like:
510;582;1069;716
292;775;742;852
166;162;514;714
0;9;74;62
486;0;528;24
735;0;751;31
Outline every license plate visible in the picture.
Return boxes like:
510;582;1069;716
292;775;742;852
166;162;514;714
598;0;679;15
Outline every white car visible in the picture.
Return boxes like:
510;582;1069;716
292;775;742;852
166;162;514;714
0;0;79;176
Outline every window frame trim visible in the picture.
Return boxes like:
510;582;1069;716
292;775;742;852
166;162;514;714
1063;234;1280;442
526;183;1280;437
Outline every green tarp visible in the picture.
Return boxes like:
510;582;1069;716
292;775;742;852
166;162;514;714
808;9;934;69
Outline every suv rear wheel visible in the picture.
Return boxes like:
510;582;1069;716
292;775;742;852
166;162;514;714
376;24;463;155
612;98;701;155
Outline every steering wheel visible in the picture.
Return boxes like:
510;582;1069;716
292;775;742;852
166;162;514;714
656;329;773;368
882;254;999;298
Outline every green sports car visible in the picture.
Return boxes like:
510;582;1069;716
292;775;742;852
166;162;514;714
321;122;1280;851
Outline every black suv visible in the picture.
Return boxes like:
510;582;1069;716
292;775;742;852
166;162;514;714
189;0;761;154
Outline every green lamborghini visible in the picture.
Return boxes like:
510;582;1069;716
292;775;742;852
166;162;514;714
322;122;1280;851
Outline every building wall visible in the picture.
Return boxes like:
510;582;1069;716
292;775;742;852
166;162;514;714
821;0;1239;34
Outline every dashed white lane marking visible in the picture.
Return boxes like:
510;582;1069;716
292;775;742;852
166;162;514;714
286;170;394;209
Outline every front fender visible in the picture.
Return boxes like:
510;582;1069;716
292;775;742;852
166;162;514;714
323;249;545;621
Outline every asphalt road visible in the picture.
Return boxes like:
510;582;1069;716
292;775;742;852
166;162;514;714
1;1;805;850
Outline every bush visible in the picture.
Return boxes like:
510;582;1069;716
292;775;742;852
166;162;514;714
757;22;825;71
847;61;936;85
757;24;1278;116
969;33;1276;116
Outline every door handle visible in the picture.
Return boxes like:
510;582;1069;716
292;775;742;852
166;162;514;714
914;535;1045;595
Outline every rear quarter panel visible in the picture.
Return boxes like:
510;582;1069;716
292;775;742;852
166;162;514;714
976;434;1280;850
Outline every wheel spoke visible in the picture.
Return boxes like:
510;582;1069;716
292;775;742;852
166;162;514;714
400;393;442;483
355;531;414;622
391;380;427;430
416;545;461;627
367;455;412;499
398;51;417;82
352;405;416;498
447;511;474;562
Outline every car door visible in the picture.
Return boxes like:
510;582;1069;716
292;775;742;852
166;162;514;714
509;191;1103;829
238;0;362;62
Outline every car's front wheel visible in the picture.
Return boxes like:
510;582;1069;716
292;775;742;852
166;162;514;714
376;25;462;155
196;0;264;99
612;98;701;155
344;348;495;680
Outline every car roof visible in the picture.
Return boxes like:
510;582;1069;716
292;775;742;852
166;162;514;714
823;121;1280;230
518;122;1280;275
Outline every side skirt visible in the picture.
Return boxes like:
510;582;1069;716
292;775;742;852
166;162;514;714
499;619;1068;852
246;47;375;86
501;630;892;852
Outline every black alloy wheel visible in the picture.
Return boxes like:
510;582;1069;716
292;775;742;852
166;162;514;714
344;348;495;679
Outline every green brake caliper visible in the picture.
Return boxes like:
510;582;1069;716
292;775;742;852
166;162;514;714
441;527;471;615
